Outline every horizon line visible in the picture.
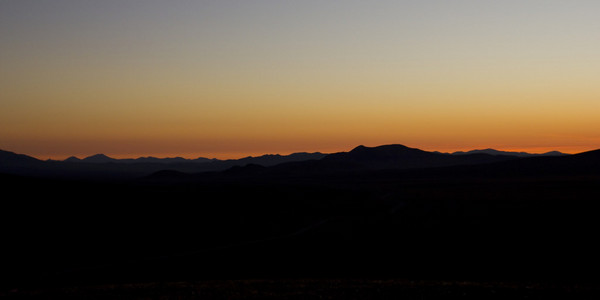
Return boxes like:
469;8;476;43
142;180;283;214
4;144;587;162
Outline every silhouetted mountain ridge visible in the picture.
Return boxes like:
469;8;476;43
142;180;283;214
63;152;325;165
0;149;45;175
0;145;587;180
451;148;568;157
64;156;82;162
0;149;42;164
82;154;117;163
0;149;326;179
71;155;215;164
321;144;519;170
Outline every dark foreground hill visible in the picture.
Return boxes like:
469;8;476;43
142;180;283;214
1;145;600;298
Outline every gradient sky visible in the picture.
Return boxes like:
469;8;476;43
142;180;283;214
2;1;599;159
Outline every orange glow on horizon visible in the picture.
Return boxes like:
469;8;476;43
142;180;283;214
14;141;594;162
2;2;599;160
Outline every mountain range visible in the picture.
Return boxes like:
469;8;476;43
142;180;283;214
62;153;215;164
0;149;327;179
55;147;568;164
448;148;566;157
0;145;573;179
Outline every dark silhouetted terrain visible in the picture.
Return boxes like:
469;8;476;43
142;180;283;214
1;145;599;298
0;150;326;179
450;148;567;157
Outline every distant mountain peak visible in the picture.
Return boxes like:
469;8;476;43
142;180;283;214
350;144;412;153
324;144;431;167
542;151;567;156
87;153;111;158
452;149;568;157
82;154;116;163
0;149;41;163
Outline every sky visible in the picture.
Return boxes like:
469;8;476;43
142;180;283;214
1;1;599;159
